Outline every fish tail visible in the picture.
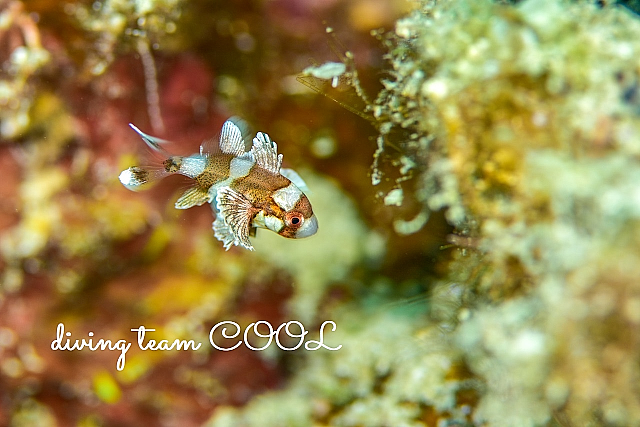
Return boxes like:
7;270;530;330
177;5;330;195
119;165;169;191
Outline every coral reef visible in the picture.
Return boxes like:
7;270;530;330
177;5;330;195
206;304;476;427
366;0;640;425
65;0;182;76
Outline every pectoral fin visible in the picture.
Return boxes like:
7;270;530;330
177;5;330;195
175;186;211;209
214;186;257;250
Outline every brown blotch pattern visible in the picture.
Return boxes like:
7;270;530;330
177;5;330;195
293;195;313;219
131;167;149;184
233;166;290;205
196;154;234;188
163;156;183;173
277;196;314;239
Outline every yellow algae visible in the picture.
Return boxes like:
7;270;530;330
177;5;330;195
142;274;232;316
92;371;122;404
116;355;151;384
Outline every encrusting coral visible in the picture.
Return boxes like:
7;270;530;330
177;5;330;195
368;0;640;425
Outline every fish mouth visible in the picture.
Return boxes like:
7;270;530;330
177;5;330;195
296;214;318;238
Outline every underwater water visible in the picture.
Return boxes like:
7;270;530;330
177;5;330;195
1;0;640;426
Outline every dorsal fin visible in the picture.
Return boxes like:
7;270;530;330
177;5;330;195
228;116;253;147
219;117;249;156
251;132;282;174
200;117;253;155
280;168;310;193
129;123;171;155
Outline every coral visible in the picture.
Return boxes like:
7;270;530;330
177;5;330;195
366;0;640;425
0;1;50;138
9;0;640;425
65;0;182;76
206;305;474;427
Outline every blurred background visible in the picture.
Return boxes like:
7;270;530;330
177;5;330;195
0;0;453;425
5;0;640;425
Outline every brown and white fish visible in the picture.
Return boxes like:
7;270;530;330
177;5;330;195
118;117;318;251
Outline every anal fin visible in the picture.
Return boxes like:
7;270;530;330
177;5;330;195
175;186;211;209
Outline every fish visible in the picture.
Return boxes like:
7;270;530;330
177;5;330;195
118;117;318;251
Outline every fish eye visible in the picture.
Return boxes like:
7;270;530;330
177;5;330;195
286;212;304;228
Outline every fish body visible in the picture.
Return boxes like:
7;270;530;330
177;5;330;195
119;118;318;250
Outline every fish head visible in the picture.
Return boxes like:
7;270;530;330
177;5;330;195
272;182;317;239
253;183;318;239
279;192;318;239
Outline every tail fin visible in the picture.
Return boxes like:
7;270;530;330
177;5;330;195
119;165;168;191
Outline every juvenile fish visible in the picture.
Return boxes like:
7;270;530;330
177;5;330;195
119;118;318;250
